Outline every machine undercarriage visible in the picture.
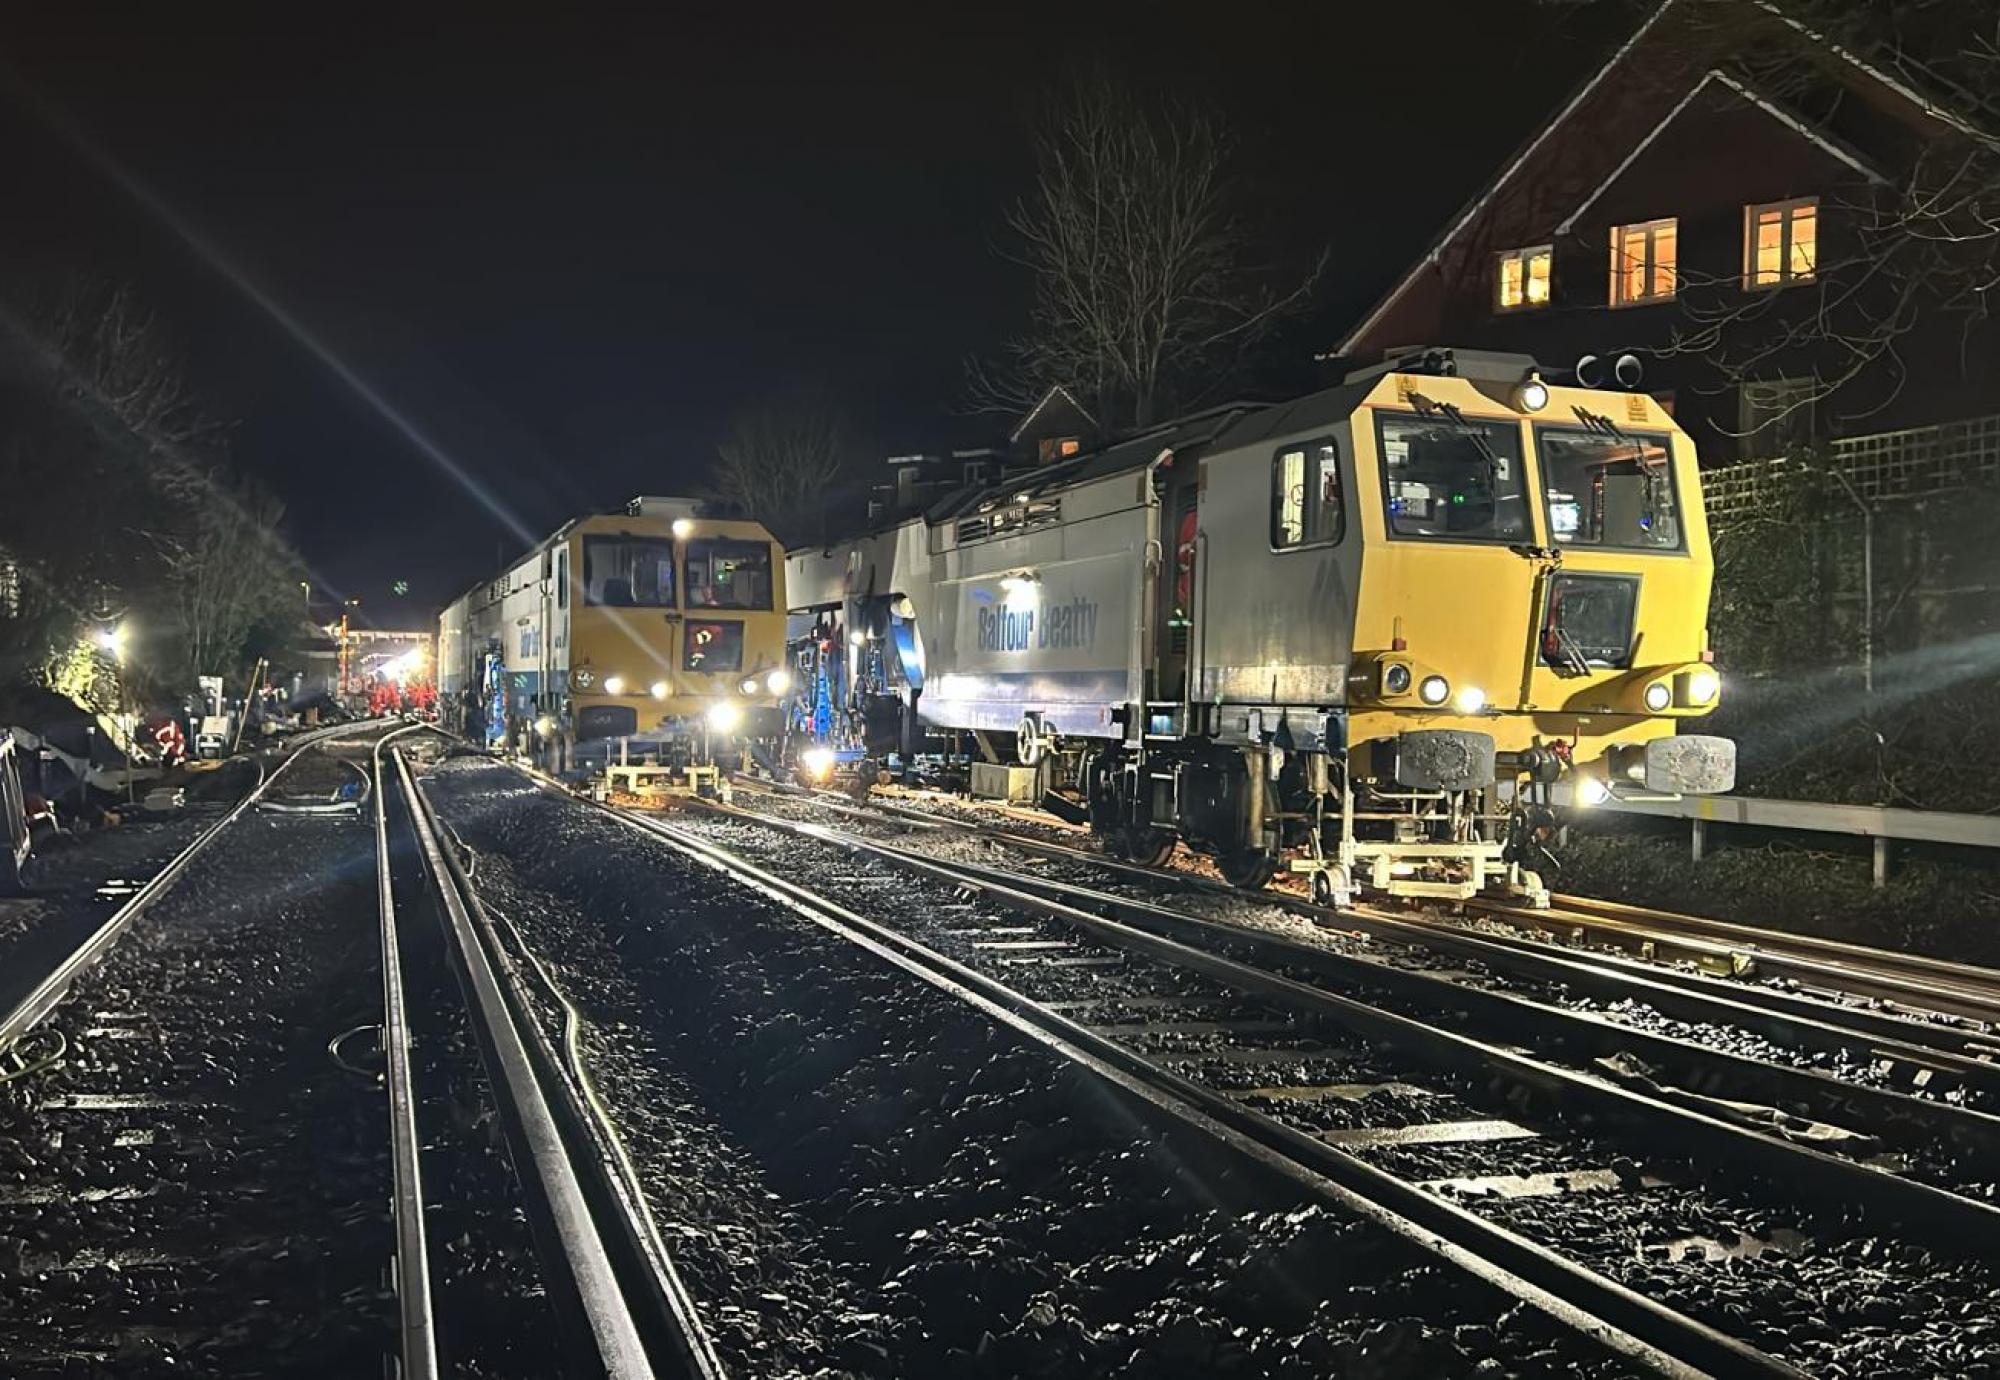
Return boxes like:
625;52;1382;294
1075;735;1554;908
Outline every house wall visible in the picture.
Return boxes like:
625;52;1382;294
1424;86;1886;458
1343;18;1998;466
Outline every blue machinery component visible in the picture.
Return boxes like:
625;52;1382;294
481;650;507;748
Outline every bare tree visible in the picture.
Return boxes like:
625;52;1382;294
709;389;851;546
164;479;302;685
0;279;307;700
48;283;220;470
971;74;1323;432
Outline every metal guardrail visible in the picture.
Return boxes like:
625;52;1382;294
1555;785;2000;886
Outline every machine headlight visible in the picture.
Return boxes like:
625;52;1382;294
1682;668;1721;706
1418;675;1450;706
741;676;760;695
1575;775;1611;806
1643;681;1673;713
534;716;554;737
573;668;595;689
1382;663;1412;696
1452;685;1487;714
604;675;626;696
706;699;743;733
1513;374;1550;413
650;681;669;700
800;745;835;779
765;668;792;696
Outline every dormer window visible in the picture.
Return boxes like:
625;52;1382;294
1745;198;1817;289
1496;245;1552;311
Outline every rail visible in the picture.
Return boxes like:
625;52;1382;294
1558;784;2000;885
373;726;438;1380
393;749;726;1380
587;794;1780;1377
689;796;2000;1251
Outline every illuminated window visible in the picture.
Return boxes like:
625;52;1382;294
1271;439;1343;549
1609;218;1677;306
684;538;773;611
1744;198;1817;289
1037;435;1083;463
1496;245;1552;311
684;619;745;673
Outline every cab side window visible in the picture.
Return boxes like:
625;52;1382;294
1271;439;1343;549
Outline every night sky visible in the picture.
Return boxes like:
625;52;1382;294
1;2;1627;625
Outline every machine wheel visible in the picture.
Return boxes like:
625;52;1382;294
848;758;877;805
1122;827;1177;869
1219;849;1277;890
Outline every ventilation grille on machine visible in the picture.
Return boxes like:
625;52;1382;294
954;496;1063;545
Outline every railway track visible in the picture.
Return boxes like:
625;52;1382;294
0;722;721;1379
0;721;398;1374
667;775;2000;1377
737;779;2000;1105
382;738;725;1379
428;754;1696;1376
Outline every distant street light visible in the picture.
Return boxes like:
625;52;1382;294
92;622;135;803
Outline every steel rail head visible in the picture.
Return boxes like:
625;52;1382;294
1551;889;2000;990
1483;894;2000;1026
1353;901;2000;1090
373;727;440;1380
393;749;726;1380
563;787;1797;1380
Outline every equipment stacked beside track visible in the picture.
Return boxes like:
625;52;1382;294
783;349;1734;906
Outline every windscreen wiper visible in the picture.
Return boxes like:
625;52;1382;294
1573;406;1666;532
1410;392;1501;488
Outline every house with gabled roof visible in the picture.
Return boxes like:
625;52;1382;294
1333;0;1996;461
